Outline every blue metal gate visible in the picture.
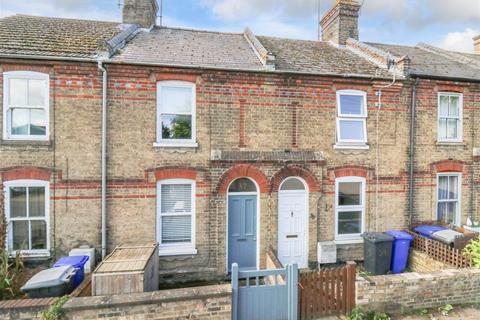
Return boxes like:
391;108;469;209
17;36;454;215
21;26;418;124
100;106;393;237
231;263;298;320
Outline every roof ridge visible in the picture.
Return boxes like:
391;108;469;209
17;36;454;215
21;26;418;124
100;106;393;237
416;43;480;69
243;28;276;71
9;14;119;25
153;25;243;36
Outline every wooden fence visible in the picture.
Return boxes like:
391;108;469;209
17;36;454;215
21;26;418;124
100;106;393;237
298;261;356;319
409;231;472;268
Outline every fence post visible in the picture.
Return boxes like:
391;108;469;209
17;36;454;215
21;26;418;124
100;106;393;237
345;261;356;314
287;264;298;320
231;263;239;320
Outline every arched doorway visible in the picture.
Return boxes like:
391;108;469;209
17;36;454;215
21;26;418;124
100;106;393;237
227;178;258;272
278;177;309;268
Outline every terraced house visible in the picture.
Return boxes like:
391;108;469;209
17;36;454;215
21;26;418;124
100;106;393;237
1;0;479;282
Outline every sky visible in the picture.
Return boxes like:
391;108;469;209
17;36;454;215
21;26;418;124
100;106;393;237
0;0;479;53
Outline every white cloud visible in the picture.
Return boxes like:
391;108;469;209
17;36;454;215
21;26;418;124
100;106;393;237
437;28;480;53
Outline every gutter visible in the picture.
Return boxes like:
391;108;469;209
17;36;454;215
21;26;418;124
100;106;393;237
408;78;419;227
98;60;108;259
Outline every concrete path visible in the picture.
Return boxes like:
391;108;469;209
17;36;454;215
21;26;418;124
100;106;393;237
397;307;480;320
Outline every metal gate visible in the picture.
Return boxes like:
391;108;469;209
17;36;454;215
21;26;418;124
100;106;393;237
231;263;298;320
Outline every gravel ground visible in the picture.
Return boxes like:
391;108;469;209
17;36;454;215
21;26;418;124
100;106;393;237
397;306;480;320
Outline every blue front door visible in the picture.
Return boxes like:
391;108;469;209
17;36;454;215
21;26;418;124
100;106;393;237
228;195;257;272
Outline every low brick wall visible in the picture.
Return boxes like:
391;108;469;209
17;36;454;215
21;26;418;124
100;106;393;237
408;250;451;273
0;284;231;320
357;268;480;313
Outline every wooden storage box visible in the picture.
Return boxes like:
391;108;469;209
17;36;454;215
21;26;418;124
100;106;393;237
92;243;159;296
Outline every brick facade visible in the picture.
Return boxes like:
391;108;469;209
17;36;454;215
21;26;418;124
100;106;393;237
0;55;478;281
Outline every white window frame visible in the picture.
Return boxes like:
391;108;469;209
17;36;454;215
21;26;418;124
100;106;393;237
155;81;197;148
436;173;461;226
3;71;50;141
335;176;366;240
4;179;50;258
437;92;463;143
335;90;368;147
156;179;197;256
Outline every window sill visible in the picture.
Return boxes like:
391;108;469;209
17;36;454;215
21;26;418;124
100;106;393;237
158;247;198;256
333;144;369;150
334;238;364;245
10;251;51;261
153;142;198;148
1;139;52;147
436;141;465;146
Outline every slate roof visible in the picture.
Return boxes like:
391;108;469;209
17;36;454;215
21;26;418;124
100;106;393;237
366;42;480;81
0;15;125;59
258;36;391;78
112;27;265;70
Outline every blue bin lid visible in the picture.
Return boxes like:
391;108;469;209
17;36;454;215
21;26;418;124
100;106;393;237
414;225;447;236
53;255;89;269
386;230;414;240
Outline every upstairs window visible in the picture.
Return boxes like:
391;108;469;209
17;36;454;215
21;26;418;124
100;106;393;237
335;176;365;239
437;173;461;225
3;71;49;140
157;179;197;255
156;81;196;147
336;90;367;146
438;93;462;142
4;180;49;257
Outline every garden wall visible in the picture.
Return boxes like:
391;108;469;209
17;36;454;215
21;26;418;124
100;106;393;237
0;284;231;320
357;268;480;313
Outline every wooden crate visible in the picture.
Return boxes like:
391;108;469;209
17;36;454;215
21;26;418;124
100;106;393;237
92;243;159;296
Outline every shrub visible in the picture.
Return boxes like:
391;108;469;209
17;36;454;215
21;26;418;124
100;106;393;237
41;296;70;320
0;248;24;299
463;236;480;268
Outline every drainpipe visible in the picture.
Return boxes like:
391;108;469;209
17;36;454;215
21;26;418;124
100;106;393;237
98;60;108;259
408;78;419;227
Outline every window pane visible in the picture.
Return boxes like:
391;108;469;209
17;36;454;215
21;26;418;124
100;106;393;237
446;119;458;139
161;215;191;243
31;221;47;250
438;118;447;139
29;187;45;217
10;187;27;218
30;109;47;136
438;176;448;200
229;178;257;193
448;176;458;200
161;184;192;213
12;221;28;251
11;109;29;135
339;120;364;141
438;202;457;224
280;178;305;191
9;78;28;106
28;79;46;106
161;86;192;114
449;96;459;117
338;182;361;206
338;211;361;235
439;95;449;116
339;95;363;115
161;114;192;140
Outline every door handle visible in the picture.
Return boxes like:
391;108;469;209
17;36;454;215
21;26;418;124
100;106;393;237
286;234;298;239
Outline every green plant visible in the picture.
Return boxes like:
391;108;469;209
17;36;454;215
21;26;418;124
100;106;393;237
464;236;480;267
438;304;453;316
0;248;24;299
347;307;391;320
347;307;366;320
41;296;69;320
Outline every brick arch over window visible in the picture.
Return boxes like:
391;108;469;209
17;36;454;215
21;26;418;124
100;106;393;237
153;167;197;181
217;164;269;194
1;166;52;182
333;166;368;178
432;160;464;173
271;166;320;192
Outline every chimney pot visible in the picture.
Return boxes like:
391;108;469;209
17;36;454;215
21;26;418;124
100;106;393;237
122;0;158;28
320;0;361;45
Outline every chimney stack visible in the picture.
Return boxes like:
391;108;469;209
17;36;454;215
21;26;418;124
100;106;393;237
122;0;158;29
474;35;480;54
320;0;361;45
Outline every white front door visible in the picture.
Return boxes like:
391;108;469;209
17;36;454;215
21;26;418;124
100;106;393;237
278;178;308;269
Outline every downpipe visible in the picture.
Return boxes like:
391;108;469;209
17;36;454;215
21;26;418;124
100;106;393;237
98;61;108;259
